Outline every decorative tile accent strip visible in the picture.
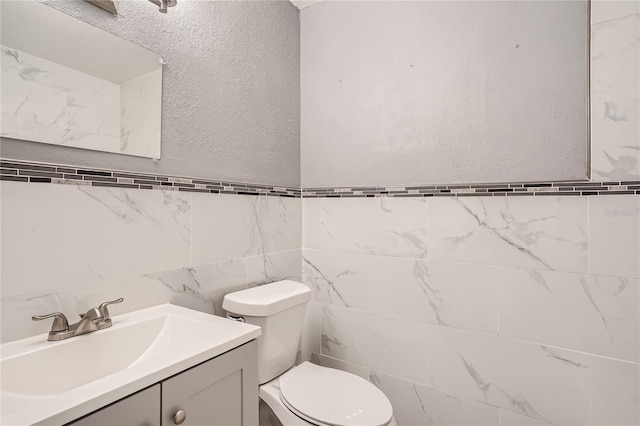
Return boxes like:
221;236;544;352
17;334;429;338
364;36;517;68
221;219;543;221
301;181;640;197
0;159;300;198
1;158;639;197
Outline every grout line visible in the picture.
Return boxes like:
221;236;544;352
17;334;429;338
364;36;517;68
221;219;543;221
299;248;638;281
590;353;594;426
497;267;502;337
587;196;591;276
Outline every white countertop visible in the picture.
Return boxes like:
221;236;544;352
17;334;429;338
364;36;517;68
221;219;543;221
0;304;261;425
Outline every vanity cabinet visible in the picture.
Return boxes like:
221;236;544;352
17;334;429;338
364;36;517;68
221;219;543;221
70;385;160;426
67;340;258;426
162;339;257;425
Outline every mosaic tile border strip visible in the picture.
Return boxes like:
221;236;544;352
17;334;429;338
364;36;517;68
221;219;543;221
1;158;638;197
0;159;301;198
302;181;640;197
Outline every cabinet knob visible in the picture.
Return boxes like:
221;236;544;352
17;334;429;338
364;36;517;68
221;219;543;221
173;409;187;425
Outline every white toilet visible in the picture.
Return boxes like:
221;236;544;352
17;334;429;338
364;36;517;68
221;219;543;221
222;280;397;426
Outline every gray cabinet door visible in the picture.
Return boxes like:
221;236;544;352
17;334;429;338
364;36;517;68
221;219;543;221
162;340;258;426
68;384;160;426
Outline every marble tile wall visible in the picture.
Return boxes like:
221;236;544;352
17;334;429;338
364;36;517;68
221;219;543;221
301;194;639;426
0;181;302;343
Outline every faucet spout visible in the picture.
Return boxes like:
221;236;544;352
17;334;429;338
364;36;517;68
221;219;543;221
72;308;103;336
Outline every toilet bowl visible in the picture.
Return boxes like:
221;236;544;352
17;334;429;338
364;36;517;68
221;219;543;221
260;362;397;426
222;280;397;426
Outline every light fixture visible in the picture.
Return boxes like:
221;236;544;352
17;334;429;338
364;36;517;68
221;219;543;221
148;0;177;13
86;0;117;15
85;0;177;15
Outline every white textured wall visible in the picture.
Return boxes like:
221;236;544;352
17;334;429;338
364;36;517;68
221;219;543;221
1;0;300;187
301;1;588;187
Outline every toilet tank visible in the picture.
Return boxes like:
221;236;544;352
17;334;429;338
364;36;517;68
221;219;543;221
222;280;311;385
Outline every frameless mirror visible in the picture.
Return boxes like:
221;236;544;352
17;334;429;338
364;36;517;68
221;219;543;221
1;0;162;159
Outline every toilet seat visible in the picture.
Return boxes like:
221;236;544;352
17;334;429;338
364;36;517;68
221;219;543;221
278;362;393;426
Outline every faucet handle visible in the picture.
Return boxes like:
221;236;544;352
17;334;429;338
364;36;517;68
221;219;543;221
32;312;69;332
97;297;124;320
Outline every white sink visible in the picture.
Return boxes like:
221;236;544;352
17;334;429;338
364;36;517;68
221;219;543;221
0;304;261;425
2;316;164;396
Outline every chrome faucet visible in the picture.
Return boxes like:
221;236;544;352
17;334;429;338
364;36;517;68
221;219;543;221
32;298;124;341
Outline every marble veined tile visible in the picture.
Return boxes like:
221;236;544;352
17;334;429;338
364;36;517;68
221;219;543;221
0;111;19;138
0;181;191;297
592;0;640;24
371;371;499;426
302;249;369;309
109;274;209;318
500;267;639;362
141;258;248;316
321;304;429;383
370;257;499;334
499;410;551;426
428;196;588;273
427;325;591;425
592;99;640;181
589;195;640;278
310;353;371;379
302;197;322;248
192;194;301;265
301;300;322;354
249;195;301;255
307;197;428;257
192;193;255;264
1;292;70;343
247;249;302;286
592;357;640;426
0;278;113;343
591;13;640;102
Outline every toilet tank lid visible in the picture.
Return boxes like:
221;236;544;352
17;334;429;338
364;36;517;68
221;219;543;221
222;280;311;317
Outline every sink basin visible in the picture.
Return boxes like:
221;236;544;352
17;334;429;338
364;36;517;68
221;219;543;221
2;316;164;395
0;304;261;425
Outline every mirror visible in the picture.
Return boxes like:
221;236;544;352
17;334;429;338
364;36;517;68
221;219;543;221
1;0;162;159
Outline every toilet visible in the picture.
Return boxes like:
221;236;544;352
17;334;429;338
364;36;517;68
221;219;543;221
222;280;397;426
